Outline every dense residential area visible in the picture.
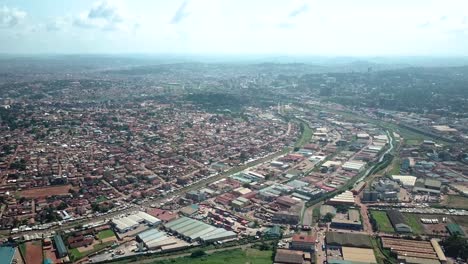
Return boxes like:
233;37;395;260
0;59;467;264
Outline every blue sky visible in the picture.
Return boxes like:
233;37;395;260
0;0;467;55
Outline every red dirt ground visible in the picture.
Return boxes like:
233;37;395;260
24;241;43;264
20;185;72;198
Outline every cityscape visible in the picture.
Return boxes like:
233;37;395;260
1;1;468;264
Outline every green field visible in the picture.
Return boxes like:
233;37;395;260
370;211;395;233
70;241;114;261
403;214;424;234
97;229;115;240
294;121;312;148
146;248;273;264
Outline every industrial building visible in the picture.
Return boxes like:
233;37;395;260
0;246;16;264
263;225;282;239
136;229;189;250
163;217;237;243
342;161;366;172
373;178;400;201
231;196;250;209
413;178;442;195
112;211;161;233
328;191;355;205
326;232;372;249
272;211;300;225
53;234;68;258
290;234;316;252
387;210;412;233
362;190;379;202
274;249;304;264
391;175;417;189
381;237;447;264
351;181;366;195
330;209;362;230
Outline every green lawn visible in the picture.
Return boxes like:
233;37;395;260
69;241;114;261
147;249;273;264
370;211;395;233
97;229;115;240
403;214;424;234
388;157;401;175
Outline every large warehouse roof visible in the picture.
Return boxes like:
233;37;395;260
164;217;237;242
392;175;417;187
112;211;161;232
326;232;372;248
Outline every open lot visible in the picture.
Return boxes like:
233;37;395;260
141;248;273;264
370;210;394;233
402;213;424;235
440;195;468;210
20;241;43;264
70;241;114;261
97;229;116;240
20;185;72;198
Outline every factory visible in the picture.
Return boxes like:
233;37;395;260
136;229;189;251
112;211;161;233
163;217;237;243
391;175;417;189
327;191;355;205
342;160;366;172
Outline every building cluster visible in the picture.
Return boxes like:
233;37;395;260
0;102;296;230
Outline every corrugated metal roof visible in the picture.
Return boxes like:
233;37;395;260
164;217;190;228
53;234;67;255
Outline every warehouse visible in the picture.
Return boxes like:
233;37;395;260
328;191;355;205
163;217;237;243
387;210;412;233
351;181;366;195
53;234;68;258
381;237;445;264
112;211;161;233
391;175;417;189
342;161;366;172
137;229;190;250
326;232;372;249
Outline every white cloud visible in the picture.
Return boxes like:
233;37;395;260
0;6;26;28
73;1;138;31
170;1;190;24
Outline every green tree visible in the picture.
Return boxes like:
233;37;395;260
441;234;468;259
190;250;206;258
323;212;335;222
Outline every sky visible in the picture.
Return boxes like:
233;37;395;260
0;0;467;56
